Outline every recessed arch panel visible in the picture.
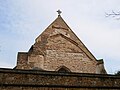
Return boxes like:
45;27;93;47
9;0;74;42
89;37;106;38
56;66;71;72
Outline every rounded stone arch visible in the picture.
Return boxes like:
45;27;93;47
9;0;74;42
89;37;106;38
56;66;71;72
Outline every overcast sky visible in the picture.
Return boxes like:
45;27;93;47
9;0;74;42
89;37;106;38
0;0;120;74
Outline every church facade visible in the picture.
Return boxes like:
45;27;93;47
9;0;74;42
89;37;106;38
15;14;106;74
1;12;120;90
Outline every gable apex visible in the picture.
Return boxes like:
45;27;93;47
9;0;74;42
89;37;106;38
35;15;97;62
35;15;71;42
15;13;107;74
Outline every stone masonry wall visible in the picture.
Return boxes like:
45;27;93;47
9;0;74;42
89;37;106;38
0;68;120;90
44;35;97;73
16;15;106;74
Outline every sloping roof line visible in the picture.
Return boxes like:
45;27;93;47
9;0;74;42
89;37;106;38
35;15;97;61
57;15;97;61
49;33;96;61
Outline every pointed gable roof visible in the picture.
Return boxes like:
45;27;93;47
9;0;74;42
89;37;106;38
35;15;97;62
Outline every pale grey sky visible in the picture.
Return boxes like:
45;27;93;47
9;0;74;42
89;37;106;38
0;0;120;74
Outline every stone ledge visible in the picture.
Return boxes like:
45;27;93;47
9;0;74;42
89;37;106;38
0;68;119;78
0;68;120;89
0;84;120;89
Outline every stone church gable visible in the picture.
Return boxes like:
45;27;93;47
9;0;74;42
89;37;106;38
15;14;106;74
35;15;97;62
2;11;120;90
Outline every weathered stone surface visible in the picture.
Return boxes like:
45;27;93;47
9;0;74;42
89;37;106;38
15;15;106;74
0;69;120;90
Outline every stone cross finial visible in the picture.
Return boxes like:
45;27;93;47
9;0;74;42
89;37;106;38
57;10;62;15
